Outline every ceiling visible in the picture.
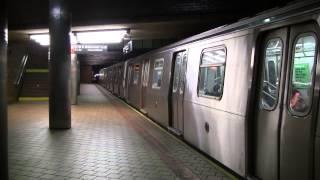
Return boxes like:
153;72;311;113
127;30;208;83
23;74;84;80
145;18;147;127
8;0;295;66
8;0;293;30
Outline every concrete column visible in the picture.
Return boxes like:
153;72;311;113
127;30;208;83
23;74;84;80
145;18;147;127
71;51;78;105
0;1;8;179
49;0;71;129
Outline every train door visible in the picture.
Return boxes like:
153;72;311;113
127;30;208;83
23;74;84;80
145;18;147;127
109;70;112;90
111;70;115;92
117;67;121;95
280;23;319;180
107;70;110;90
170;51;188;135
123;63;128;99
105;70;110;90
113;69;117;94
119;66;124;97
109;70;111;90
141;59;150;113
127;65;133;102
252;27;288;180
252;22;319;180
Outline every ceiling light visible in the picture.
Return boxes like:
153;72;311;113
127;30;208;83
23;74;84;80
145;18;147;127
76;30;127;44
30;33;78;46
70;33;77;45
30;34;50;46
263;18;271;23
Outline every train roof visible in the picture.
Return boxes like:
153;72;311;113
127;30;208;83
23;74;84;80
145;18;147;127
138;0;320;56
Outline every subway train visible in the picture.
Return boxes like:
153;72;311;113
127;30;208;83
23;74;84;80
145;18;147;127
98;1;320;179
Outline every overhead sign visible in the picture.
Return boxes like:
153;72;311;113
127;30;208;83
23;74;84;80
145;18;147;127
76;44;108;53
123;41;133;54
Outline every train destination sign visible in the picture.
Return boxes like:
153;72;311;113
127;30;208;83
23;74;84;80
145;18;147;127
76;44;108;53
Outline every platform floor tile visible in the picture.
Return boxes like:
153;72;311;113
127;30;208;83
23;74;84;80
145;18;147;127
8;84;236;180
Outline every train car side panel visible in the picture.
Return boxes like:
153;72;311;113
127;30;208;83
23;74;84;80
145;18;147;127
116;64;123;96
144;52;172;127
124;61;129;100
113;65;119;95
119;63;125;98
183;32;254;176
127;58;142;108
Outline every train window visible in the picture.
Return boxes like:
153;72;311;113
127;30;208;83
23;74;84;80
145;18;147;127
142;61;150;87
115;70;118;83
260;38;283;110
127;65;133;86
117;68;121;84
152;58;164;89
172;54;182;92
198;47;226;99
133;64;140;85
289;34;317;116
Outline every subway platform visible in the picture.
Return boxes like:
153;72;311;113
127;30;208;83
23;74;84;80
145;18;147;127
8;84;236;180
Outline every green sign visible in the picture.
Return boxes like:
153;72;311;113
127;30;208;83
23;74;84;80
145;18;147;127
294;63;310;88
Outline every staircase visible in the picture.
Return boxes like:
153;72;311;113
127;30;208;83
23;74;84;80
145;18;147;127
18;43;49;101
19;69;49;101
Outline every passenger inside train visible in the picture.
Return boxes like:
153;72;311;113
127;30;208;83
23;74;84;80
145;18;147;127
290;89;307;112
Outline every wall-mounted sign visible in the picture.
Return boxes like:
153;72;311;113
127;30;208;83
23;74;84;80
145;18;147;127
76;44;108;53
123;41;133;54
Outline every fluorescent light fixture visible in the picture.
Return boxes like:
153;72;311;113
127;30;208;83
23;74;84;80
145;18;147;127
51;7;62;19
30;34;50;46
5;29;8;42
70;33;77;45
263;18;271;23
76;30;127;44
30;33;78;46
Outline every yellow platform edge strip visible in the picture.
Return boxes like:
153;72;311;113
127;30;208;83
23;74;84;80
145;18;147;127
26;69;49;73
98;86;238;180
19;97;49;101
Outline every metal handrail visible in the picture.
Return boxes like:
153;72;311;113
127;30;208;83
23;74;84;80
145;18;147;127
263;80;277;89
14;55;29;86
262;90;277;101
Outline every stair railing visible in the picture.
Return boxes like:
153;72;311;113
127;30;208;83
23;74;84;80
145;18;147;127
14;55;29;98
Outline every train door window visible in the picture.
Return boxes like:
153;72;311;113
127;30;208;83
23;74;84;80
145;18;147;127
152;58;164;89
119;68;122;83
289;33;317;116
111;70;113;80
115;70;117;82
142;61;150;87
172;54;182;93
260;38;283;110
127;65;133;85
133;64;140;85
198;47;226;99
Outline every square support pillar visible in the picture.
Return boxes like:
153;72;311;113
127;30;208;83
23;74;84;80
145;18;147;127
49;0;72;129
0;1;8;179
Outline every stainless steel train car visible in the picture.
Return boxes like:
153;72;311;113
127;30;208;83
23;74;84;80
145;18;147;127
98;1;320;179
100;63;125;97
